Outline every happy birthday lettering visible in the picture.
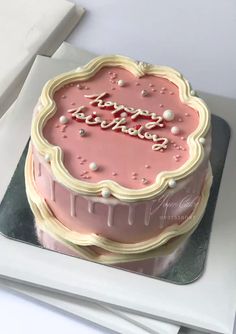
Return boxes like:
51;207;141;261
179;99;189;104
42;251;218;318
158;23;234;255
68;92;169;151
85;92;165;123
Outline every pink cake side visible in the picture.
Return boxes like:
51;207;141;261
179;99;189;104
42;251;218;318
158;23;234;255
31;134;210;243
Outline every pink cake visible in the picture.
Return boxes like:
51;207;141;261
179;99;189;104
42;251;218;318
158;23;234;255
25;55;212;265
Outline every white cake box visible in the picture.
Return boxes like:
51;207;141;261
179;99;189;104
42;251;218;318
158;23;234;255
0;0;84;117
0;55;236;334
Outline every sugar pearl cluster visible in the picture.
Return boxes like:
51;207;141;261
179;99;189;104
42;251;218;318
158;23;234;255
107;72;180;98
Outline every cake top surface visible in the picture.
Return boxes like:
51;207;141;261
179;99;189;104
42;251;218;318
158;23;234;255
32;55;210;201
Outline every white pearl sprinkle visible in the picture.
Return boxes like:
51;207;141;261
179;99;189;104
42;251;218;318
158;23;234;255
120;112;127;118
168;179;176;188
191;89;196;95
79;129;86;137
199;137;206;145
89;162;98;171
141;90;148;97
141;178;148;184
171;126;180;135
163;109;175;121
59;116;69;124
117;80;125;87
102;188;111;198
44;154;50;162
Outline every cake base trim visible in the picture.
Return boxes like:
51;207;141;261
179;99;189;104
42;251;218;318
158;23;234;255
25;145;213;255
35;220;191;265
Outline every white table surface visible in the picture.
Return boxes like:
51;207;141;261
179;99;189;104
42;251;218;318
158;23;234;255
1;0;236;333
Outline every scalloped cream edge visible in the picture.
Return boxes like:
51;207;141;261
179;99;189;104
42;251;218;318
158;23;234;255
25;146;213;255
31;55;211;201
35;219;194;265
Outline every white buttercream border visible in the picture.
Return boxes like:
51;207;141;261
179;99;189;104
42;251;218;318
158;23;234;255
31;55;211;201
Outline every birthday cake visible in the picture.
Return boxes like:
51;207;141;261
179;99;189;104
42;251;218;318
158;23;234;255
25;55;212;267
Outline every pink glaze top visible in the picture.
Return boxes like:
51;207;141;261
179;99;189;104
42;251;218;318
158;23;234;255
43;67;199;189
